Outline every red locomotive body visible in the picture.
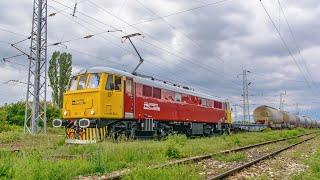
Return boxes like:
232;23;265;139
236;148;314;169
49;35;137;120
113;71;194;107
131;82;226;123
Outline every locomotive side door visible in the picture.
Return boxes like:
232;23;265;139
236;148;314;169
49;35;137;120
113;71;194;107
124;78;135;119
102;73;124;119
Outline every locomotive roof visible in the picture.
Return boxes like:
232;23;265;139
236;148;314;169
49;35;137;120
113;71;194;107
81;66;223;102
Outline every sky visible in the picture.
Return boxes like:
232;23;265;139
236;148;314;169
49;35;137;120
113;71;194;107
0;0;319;120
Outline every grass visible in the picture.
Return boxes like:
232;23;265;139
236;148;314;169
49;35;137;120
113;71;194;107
292;148;320;180
213;152;247;162
122;164;203;180
0;127;317;180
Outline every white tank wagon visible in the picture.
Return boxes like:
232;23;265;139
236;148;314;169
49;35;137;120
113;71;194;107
297;115;307;128
253;106;319;129
253;106;284;128
310;119;318;128
302;116;313;128
281;111;298;128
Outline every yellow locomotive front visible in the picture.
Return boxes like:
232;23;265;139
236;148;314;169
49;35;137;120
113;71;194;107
53;70;125;143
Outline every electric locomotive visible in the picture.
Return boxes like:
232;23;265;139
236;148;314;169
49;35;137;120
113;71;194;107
53;66;232;144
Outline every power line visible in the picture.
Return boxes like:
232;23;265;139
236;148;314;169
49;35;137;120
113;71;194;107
49;1;241;87
121;0;234;28
50;0;119;31
50;8;241;94
134;0;224;63
0;26;28;37
278;1;318;91
259;0;316;95
48;29;121;46
84;0;229;74
47;6;201;84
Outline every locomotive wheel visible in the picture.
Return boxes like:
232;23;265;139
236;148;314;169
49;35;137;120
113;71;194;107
226;125;231;135
108;122;127;141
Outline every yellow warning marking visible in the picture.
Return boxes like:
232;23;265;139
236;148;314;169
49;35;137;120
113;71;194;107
93;128;96;141
89;128;93;141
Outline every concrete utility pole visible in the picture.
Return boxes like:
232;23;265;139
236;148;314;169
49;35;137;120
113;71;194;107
279;91;286;111
295;103;300;115
24;0;48;134
242;70;251;123
233;104;239;122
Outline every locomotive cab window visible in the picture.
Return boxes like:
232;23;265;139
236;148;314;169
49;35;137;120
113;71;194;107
114;76;122;91
68;76;78;91
105;74;114;90
77;75;88;90
105;74;122;91
87;73;101;89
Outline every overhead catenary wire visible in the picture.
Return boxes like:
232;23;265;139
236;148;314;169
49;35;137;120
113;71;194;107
49;1;242;87
48;4;242;96
277;1;318;91
0;26;28;37
47;6;208;88
85;0;242;85
134;0;224;63
48;29;122;47
120;0;234;28
259;0;316;96
83;0;230;75
85;1;240;85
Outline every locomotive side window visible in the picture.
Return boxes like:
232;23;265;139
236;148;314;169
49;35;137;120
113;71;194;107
87;73;101;89
201;98;208;106
143;85;152;97
77;75;88;90
114;76;122;91
214;101;222;109
153;87;161;99
105;74;114;90
175;93;182;102
125;79;133;94
69;76;78;91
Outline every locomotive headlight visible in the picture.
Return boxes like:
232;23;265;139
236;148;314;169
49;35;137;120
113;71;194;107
63;111;68;116
90;109;95;115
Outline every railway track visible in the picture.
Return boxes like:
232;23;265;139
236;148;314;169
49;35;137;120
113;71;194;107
207;135;316;180
86;132;317;180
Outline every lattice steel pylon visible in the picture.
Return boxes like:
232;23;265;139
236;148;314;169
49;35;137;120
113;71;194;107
24;0;48;134
242;70;251;123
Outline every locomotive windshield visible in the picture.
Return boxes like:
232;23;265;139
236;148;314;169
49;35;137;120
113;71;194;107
69;76;78;91
78;75;88;90
67;73;101;91
87;73;101;89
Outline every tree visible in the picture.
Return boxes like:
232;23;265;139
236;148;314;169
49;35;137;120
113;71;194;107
0;101;61;127
48;51;72;108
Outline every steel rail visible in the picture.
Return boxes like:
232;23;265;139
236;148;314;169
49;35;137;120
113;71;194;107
102;132;317;180
208;136;316;180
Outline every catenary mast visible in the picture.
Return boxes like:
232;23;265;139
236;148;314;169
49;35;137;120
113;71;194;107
24;0;48;134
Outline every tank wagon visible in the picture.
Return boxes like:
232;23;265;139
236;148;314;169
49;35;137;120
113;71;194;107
253;105;318;129
53;67;232;144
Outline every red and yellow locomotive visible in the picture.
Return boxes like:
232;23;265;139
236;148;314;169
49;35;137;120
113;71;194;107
53;67;232;143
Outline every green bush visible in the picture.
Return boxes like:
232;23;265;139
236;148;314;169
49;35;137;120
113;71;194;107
165;135;187;159
0;101;61;127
